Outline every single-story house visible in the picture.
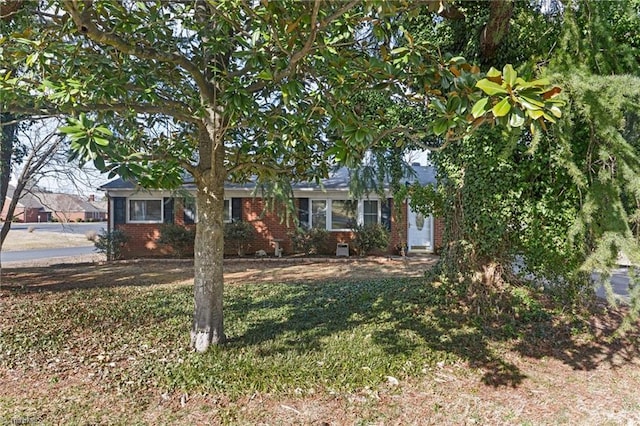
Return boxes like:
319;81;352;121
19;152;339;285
1;186;107;223
1;186;48;223
99;163;443;258
35;192;107;222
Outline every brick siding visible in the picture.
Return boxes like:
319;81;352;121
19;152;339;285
113;196;443;258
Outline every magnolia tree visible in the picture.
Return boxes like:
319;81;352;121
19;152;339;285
0;0;562;351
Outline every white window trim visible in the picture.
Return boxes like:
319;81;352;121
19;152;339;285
362;199;382;226
127;198;164;224
307;198;382;232
223;199;232;223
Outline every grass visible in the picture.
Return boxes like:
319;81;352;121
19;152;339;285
1;261;640;424
2;278;460;397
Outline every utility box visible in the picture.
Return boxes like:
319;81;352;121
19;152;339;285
336;243;350;257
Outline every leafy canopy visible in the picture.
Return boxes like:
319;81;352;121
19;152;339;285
0;0;562;188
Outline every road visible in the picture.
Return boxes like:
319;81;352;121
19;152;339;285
1;246;96;263
9;222;107;235
594;268;634;302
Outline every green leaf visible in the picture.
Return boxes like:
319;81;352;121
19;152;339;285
517;97;543;111
58;125;82;134
432;118;450;136
94;155;106;171
257;69;273;80
354;129;367;143
508;109;525;127
431;98;447;113
503;64;517;87
471;97;490;118
476;79;508;95
93;136;110;146
446;96;461;114
492;97;511;117
526;109;545;120
94;126;113;136
390;46;409;55
549;105;562;118
486;67;502;78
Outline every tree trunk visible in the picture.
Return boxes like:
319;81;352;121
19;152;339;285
0;113;16;216
190;119;227;352
479;0;514;62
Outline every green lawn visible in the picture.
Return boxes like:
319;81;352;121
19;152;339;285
1;264;639;425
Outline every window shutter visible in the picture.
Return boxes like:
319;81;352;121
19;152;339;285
298;198;309;228
163;198;174;224
381;198;392;231
113;197;126;225
231;197;242;221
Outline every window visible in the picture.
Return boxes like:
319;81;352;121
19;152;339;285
311;200;327;229
129;199;162;222
331;200;357;230
300;198;387;231
363;200;379;225
183;198;231;223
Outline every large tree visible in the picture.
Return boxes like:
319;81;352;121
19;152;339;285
0;0;561;351
400;0;640;318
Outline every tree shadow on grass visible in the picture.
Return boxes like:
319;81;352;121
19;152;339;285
225;277;639;388
0;260;194;293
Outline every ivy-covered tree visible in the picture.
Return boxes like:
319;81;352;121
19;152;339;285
402;0;640;319
0;1;561;351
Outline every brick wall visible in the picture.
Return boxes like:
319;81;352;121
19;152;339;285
115;223;169;258
434;216;444;252
113;196;442;259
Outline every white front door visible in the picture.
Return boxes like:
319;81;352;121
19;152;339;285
407;204;433;252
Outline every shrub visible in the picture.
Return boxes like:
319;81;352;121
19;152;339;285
224;220;255;256
158;224;196;258
27;226;36;233
85;230;98;241
351;223;390;256
289;227;330;255
94;229;128;261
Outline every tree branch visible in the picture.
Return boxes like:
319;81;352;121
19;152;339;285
245;0;359;94
0;0;24;22
62;1;215;104
479;0;515;61
6;101;198;124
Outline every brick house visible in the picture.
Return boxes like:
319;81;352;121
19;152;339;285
1;186;48;222
1;186;107;222
99;164;443;258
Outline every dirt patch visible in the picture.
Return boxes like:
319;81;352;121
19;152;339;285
2;230;94;252
224;256;438;284
0;256;437;292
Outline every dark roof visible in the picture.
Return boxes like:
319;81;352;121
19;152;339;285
408;164;436;185
100;164;436;192
99;178;136;190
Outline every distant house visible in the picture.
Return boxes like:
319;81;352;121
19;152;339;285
1;186;48;223
99;164;443;258
1;186;107;222
35;192;107;222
